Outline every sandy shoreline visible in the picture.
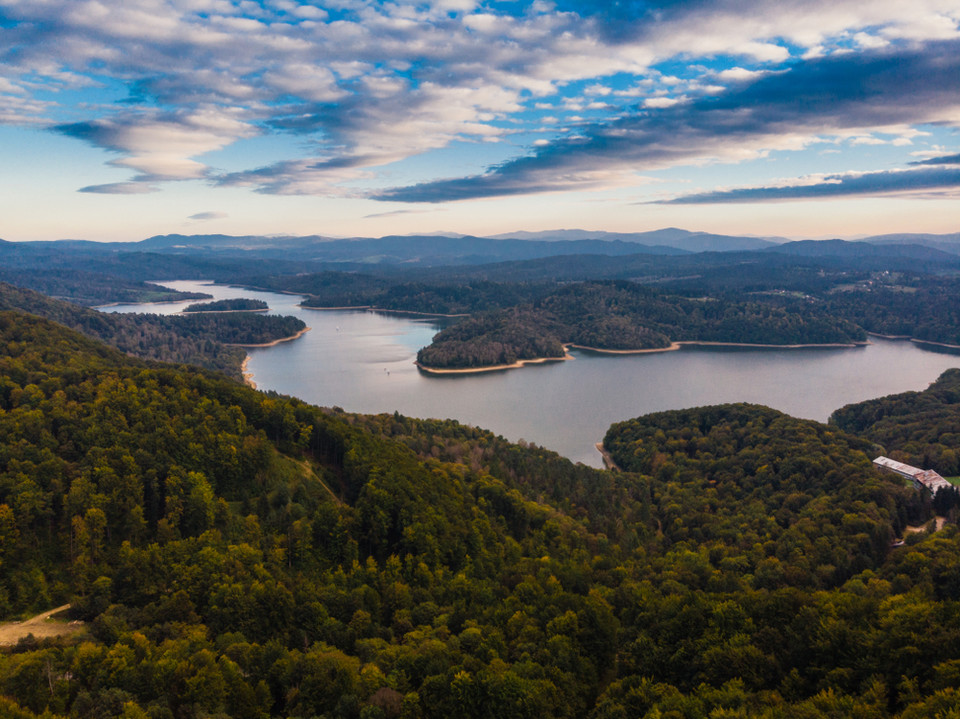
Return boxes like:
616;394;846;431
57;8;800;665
675;339;868;349
569;342;682;355
93;295;212;309
301;304;468;318
241;356;257;389
226;326;311;348
867;331;913;340
909;338;960;351
180;308;269;315
595;442;621;471
415;349;574;375
575;339;867;354
418;338;868;374
300;304;374;311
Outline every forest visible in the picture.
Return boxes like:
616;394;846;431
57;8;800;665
831;368;960;477
1;308;960;717
182;299;268;313
417;282;865;370
0;270;209;307
0;284;305;381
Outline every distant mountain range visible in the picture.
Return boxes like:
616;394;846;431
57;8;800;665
487;227;786;252
1;230;958;273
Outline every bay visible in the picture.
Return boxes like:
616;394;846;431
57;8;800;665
106;280;960;468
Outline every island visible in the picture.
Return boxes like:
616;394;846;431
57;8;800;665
182;298;269;313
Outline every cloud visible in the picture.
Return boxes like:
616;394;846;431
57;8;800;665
2;0;959;199
362;208;437;219
374;39;960;203
56;109;256;185
78;182;160;194
188;211;228;220
911;153;960;166
660;167;960;203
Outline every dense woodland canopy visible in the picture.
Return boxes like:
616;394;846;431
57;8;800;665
2;236;959;372
0;284;305;381
235;247;960;371
0;270;209;307
832;368;960;477
182;299;269;313
1;309;960;717
418;282;864;369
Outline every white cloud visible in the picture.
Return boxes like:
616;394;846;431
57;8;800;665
2;0;959;198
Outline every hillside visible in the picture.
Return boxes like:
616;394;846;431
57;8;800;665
1;311;960;716
831;368;960;477
0;283;305;380
417;281;866;370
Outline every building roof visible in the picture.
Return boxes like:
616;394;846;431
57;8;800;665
917;469;953;493
873;456;923;478
874;456;954;493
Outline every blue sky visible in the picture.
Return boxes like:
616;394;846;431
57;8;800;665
1;0;958;241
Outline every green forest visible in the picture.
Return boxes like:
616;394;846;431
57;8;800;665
239;252;960;371
832;368;960;477
417;282;865;370
182;300;269;313
1;307;960;717
0;271;210;307
0;284;305;381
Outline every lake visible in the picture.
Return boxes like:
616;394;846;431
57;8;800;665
106;281;960;468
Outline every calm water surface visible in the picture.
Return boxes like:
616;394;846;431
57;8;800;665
107;281;960;468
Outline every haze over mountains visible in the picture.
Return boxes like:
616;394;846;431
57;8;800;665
2;228;959;268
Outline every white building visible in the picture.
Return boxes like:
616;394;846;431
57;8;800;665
873;456;954;494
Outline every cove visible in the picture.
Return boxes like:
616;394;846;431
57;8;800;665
105;280;960;468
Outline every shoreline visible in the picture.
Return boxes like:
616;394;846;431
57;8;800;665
419;338;868;374
675;339;868;349
180;308;270;315
910;338;960;351
569;342;682;355
595;442;621;471
415;349;574;375
867;331;913;340
574;339;869;354
226;326;311;348
300;304;373;311
241;356;257;389
93;295;212;309
301;304;469;318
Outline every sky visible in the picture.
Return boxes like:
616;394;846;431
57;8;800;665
1;0;959;242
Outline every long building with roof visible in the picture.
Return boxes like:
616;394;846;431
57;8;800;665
873;456;954;494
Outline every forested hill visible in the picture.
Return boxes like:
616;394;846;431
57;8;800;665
418;282;865;370
0;283;304;380
0;269;210;306
3;311;960;717
831;368;960;476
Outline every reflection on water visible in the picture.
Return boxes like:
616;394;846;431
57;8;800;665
106;281;960;468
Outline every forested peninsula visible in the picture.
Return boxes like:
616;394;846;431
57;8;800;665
2;310;960;717
0;269;210;307
0;283;305;381
416;282;866;370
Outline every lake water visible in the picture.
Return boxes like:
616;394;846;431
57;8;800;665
106;281;960;468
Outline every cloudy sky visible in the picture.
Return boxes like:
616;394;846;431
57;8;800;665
1;0;959;241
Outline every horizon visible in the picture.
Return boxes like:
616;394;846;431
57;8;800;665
3;226;959;246
1;1;959;242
